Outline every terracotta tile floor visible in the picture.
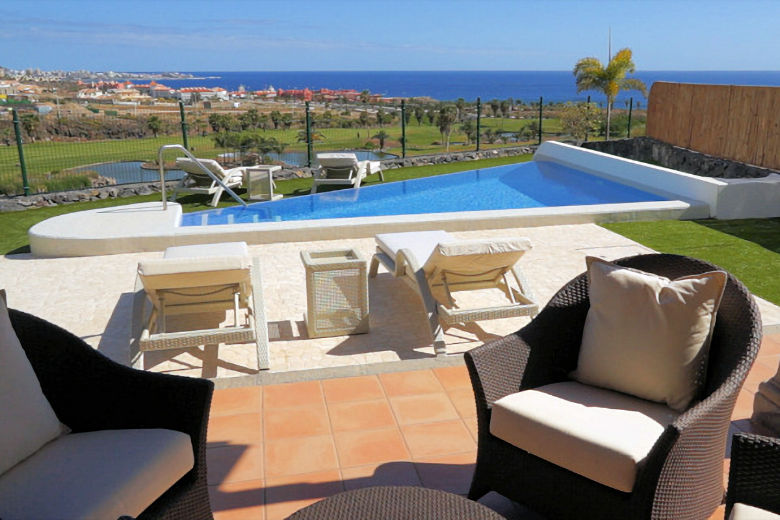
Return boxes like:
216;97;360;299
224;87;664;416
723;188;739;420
207;334;780;520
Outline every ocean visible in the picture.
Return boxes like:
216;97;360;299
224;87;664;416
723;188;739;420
144;70;780;104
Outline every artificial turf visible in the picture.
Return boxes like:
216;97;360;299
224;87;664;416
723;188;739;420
601;219;780;305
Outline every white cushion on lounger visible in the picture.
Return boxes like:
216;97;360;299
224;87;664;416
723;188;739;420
490;381;679;493
0;295;64;476
376;230;452;265
730;503;780;520
0;429;194;520
138;242;251;278
176;158;243;182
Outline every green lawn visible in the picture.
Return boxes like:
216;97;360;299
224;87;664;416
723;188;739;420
602;219;780;305
0;154;533;255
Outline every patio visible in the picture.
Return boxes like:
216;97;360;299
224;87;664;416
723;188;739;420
1;222;778;519
2;223;778;380
205;335;780;519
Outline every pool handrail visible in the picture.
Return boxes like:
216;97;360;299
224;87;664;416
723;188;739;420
157;144;247;210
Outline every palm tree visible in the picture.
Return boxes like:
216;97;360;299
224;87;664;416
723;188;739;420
146;115;162;138
372;130;389;150
573;48;647;140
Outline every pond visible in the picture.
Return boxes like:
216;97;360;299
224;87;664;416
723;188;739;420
71;161;185;185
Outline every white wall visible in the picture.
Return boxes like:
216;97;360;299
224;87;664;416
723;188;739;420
534;141;780;219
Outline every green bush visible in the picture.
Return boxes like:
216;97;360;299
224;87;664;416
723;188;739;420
0;179;23;196
35;174;95;193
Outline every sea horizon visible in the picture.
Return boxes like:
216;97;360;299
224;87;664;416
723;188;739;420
120;70;780;104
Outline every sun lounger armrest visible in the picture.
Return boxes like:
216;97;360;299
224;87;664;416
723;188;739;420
8;308;213;444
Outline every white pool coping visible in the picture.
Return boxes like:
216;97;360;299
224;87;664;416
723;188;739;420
28;141;778;258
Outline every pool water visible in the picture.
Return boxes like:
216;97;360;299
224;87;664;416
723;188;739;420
181;161;666;226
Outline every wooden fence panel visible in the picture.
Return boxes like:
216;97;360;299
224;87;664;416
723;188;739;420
647;82;780;170
766;93;780;168
689;85;730;158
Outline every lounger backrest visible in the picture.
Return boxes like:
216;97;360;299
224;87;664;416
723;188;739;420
138;255;252;308
317;153;359;179
422;237;532;283
176;158;228;178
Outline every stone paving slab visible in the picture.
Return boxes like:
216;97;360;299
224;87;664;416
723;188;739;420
2;223;778;381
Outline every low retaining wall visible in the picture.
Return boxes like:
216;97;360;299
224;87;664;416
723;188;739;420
1;146;537;212
582;137;777;179
273;145;537;179
0;181;179;212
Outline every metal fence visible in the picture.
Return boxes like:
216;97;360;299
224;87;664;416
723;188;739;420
0;95;646;196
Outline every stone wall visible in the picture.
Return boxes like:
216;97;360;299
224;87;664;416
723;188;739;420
1;146;537;212
0;181;179;212
582;137;776;179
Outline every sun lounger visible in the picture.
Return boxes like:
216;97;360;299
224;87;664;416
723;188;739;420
312;152;383;193
134;241;269;370
369;230;538;355
172;157;246;207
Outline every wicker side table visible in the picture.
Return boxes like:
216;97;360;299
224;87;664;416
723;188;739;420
246;165;282;201
300;248;369;338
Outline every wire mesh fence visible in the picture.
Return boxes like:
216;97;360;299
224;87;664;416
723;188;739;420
0;94;646;196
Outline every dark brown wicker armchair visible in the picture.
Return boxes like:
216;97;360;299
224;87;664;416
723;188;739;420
8;307;214;520
726;432;780;518
465;254;762;520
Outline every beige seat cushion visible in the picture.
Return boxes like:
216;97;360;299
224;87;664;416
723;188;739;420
490;381;679;493
0;295;64;476
730;503;780;520
0;428;194;520
572;257;727;411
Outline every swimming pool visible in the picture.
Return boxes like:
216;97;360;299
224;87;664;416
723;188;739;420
181;160;667;226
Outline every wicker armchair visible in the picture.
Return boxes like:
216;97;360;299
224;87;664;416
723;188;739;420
465;254;762;520
726;432;780;518
8;307;214;520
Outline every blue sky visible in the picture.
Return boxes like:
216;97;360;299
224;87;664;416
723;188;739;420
3;0;778;71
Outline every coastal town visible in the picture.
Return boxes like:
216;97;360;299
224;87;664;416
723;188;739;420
0;66;403;108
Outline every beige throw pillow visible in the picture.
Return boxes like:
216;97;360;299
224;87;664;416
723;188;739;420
571;257;727;411
0;294;65;475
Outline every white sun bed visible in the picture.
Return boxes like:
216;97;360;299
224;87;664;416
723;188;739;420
134;241;269;370
369;230;538;355
172;157;246;207
312;152;383;193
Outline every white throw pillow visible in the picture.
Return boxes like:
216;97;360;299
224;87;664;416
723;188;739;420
571;257;727;411
0;294;65;475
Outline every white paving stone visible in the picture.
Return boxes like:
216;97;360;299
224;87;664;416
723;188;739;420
1;223;777;380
